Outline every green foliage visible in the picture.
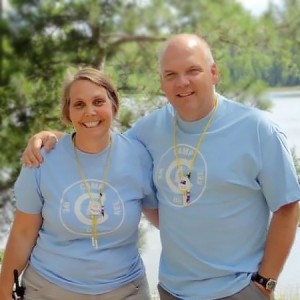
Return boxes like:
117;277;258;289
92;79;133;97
1;0;164;192
260;0;300;86
290;148;300;226
291;148;300;178
0;248;4;264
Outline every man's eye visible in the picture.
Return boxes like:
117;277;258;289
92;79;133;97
189;69;200;74
165;73;175;79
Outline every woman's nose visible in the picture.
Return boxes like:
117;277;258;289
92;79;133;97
84;105;96;115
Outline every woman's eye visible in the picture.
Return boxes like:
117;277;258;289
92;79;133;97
74;102;84;108
94;100;104;106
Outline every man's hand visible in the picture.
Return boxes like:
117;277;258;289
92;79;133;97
253;281;274;299
21;131;58;167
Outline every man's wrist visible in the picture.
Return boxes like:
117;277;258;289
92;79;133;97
251;272;277;292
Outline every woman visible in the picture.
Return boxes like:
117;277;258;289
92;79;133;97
0;68;158;300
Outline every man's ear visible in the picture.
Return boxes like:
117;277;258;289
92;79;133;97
211;63;219;85
159;74;165;94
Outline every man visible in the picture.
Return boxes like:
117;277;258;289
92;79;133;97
22;34;300;300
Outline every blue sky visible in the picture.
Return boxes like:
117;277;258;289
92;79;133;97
237;0;283;16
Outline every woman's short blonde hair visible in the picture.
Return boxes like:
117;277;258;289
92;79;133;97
61;67;119;125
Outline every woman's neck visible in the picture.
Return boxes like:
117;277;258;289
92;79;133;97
73;132;111;154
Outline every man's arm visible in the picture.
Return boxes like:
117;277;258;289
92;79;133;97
21;130;65;167
255;201;299;297
142;208;159;229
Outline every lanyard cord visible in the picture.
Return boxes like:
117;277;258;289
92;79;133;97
72;134;112;248
173;95;219;203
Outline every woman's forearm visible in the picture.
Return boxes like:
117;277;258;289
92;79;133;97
0;211;42;297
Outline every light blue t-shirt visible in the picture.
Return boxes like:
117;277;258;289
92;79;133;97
14;132;157;295
127;94;300;300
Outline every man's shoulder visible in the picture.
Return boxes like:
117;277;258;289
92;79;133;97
112;132;152;165
220;95;280;138
125;103;172;144
139;103;172;123
131;104;172;131
113;131;147;152
221;95;270;121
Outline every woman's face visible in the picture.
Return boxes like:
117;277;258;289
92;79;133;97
69;79;114;143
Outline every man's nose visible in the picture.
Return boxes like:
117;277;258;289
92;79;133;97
176;75;189;87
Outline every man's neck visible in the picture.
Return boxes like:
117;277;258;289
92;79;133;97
177;97;217;122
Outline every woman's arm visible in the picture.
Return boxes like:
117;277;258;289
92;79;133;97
0;210;42;300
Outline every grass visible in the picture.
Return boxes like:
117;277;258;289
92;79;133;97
267;86;300;92
276;292;300;300
0;248;4;264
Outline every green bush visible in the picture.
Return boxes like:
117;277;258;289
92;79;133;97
0;249;4;264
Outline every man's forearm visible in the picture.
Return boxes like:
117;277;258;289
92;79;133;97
142;208;159;228
258;201;299;279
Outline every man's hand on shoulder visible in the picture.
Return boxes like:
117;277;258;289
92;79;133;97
21;131;59;168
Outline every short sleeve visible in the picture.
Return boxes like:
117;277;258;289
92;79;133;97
257;118;300;212
14;166;44;214
135;141;158;209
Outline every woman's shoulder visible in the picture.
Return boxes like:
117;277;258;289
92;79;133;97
41;133;73;161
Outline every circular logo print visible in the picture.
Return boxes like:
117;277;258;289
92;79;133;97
155;144;207;206
60;179;124;235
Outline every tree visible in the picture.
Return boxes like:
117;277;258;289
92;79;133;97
1;0;166;244
0;0;166;193
259;0;300;86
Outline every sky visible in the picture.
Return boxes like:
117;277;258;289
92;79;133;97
236;0;283;16
3;0;283;15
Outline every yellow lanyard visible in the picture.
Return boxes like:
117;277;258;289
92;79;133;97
173;95;219;206
72;134;112;248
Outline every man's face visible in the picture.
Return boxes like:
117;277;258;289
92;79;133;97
160;39;218;121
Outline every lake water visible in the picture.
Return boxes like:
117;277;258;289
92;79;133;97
141;91;300;298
